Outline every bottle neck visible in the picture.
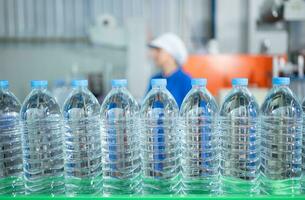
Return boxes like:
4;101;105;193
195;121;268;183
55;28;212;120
273;84;289;89
72;85;88;90
233;85;247;89
192;85;206;89
0;87;8;91
152;85;166;90
112;86;126;90
32;86;47;90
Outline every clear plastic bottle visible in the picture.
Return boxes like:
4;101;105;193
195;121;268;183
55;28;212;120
219;78;260;195
302;97;305;194
141;79;180;194
261;77;302;195
0;80;23;195
100;79;141;195
21;80;64;195
63;80;102;196
180;78;219;195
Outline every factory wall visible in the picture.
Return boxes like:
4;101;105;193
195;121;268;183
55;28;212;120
0;44;126;101
0;0;211;50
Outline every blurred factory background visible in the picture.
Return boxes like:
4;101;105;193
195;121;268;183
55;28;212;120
0;0;305;104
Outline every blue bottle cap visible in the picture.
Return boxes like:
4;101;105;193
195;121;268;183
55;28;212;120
272;77;290;85
31;80;48;88
151;79;167;87
71;80;88;87
0;80;9;89
192;78;207;86
232;78;248;86
112;79;127;87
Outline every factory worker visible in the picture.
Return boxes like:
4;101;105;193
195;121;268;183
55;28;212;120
147;33;192;107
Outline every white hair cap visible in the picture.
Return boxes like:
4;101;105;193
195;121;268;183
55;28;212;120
149;33;188;66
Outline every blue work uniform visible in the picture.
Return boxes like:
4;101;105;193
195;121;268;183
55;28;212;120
147;68;192;107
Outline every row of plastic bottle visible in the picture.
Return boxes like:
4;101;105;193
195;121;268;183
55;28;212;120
0;77;304;196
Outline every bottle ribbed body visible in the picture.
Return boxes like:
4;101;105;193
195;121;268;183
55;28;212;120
100;80;142;195
0;85;23;195
21;83;64;195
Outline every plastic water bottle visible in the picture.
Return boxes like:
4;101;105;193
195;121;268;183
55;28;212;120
302;97;305;194
180;79;219;195
141;79;180;194
261;77;302;195
21;80;64;195
100;79;141;195
219;78;260;195
0;80;23;195
63;80;102;196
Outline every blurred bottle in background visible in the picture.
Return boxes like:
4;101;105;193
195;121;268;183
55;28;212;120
52;79;71;109
0;80;23;195
63;80;102;196
141;79;180;194
180;78;219;194
100;79;142;195
219;78;260;195
21;80;64;195
261;77;302;195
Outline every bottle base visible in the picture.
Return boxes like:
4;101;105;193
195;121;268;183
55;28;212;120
260;176;301;195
